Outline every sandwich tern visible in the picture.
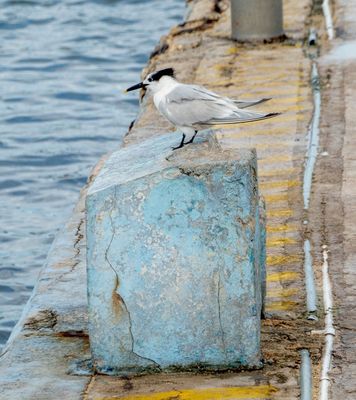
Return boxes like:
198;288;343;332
126;68;280;150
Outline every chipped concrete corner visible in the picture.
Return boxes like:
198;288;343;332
86;132;266;374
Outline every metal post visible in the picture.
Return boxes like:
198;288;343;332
231;0;283;41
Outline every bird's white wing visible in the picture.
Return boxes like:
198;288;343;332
159;84;276;127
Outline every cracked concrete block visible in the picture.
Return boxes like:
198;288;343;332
86;131;265;374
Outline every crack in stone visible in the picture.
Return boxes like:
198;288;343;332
217;269;227;358
68;216;85;274
104;188;160;369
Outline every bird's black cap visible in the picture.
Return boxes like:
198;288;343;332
150;68;175;81
125;68;175;92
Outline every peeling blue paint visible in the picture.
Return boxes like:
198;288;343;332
86;132;266;374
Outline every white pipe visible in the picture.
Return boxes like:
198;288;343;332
319;246;335;400
322;0;334;40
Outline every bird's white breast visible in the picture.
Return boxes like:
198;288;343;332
153;77;179;109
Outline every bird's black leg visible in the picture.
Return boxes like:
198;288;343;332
172;133;186;150
184;130;198;145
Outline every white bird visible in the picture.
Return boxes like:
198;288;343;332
126;68;280;150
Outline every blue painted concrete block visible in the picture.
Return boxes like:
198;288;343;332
86;132;265;374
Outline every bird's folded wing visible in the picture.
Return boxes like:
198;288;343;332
161;85;273;126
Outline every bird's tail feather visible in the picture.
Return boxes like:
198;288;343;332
207;111;281;125
233;98;271;109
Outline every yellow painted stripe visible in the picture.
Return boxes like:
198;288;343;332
266;209;293;218
215;119;282;129
266;237;297;247
269;96;304;104
259;167;296;177
258;155;292;164
260;180;300;189
228;72;293;80
248;80;300;88
103;385;279;400
223;126;288;134
221;129;287;138
271;113;305;122
264;193;289;203
233;63;299;71
217;137;291;151
267;271;300;282
265;300;298;311
267;287;299;298
267;254;301;266
266;224;297;233
226;46;238;55
254;88;298;95
277;104;309;112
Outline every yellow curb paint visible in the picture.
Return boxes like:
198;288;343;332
258;155;292;164
265;300;298;311
264;193;289;202
215;119;282;129
228;74;291;84
226;126;289;134
266;209;293;218
266;224;297;233
252;80;300;88
267;287;299;298
259;168;296;177
260;180;300;189
101;385;279;400
226;46;239;55
221;128;289;138
253;88;298;95
275;104;309;113
268;96;304;104
223;142;291;151
242;82;299;90
208;78;299;88
236;63;299;71
216;137;291;151
272;113;305;123
266;237;297;247
267;254;301;266
267;271;300;282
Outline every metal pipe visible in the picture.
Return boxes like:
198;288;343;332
308;28;318;46
303;239;318;319
303;62;321;210
300;349;313;400
231;0;283;41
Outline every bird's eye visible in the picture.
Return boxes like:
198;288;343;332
148;77;153;82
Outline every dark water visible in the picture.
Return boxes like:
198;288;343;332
0;0;184;348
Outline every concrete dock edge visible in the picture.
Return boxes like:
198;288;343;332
3;0;355;398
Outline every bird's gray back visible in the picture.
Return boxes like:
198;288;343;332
158;84;236;127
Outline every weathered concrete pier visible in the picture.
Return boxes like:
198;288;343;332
2;0;356;398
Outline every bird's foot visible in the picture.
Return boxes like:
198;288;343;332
171;133;186;151
171;143;185;151
184;130;198;145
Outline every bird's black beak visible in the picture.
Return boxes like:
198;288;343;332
125;81;146;92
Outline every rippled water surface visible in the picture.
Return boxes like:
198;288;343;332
0;0;184;347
